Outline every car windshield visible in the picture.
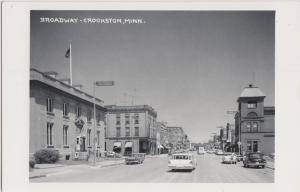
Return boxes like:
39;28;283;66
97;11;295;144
249;153;263;158
173;155;191;160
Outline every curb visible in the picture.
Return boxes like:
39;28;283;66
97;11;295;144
29;175;46;179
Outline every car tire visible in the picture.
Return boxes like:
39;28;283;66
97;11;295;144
261;165;265;168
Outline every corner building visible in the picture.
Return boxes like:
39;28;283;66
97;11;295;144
30;68;106;160
105;105;157;155
235;84;275;155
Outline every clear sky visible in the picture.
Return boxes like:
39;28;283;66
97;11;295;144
31;11;275;143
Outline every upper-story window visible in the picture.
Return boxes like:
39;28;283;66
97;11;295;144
134;127;139;136
116;114;121;125
252;122;258;132
125;113;130;125
116;127;121;137
134;113;139;124
87;110;92;122
63;103;69;116
46;98;53;113
247;101;257;109
246;122;251;132
76;106;81;118
125;127;130;136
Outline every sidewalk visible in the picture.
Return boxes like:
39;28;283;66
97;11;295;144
29;158;125;179
265;156;275;170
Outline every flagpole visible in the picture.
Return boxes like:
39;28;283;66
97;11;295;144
69;40;73;86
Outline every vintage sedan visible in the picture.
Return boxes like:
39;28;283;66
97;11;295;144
168;153;197;171
125;153;146;165
222;153;237;164
243;152;266;168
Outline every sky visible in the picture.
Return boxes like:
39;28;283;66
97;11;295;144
31;11;275;143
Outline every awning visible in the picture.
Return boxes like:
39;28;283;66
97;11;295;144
114;142;121;148
125;142;133;148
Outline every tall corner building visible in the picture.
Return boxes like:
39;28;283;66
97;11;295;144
235;84;275;155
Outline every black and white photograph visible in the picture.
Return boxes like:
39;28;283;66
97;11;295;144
28;10;275;183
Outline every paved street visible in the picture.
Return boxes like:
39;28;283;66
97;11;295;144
31;153;274;183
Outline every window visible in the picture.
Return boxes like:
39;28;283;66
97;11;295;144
134;113;139;124
125;127;130;136
46;98;53;113
47;123;53;146
246;123;251;132
63;125;68;146
97;131;100;146
252;122;258;132
247;140;259;152
125;113;130;125
87;110;92;122
116;114;120;125
76;106;81;118
135;127;139;136
247;102;257;109
87;129;91;146
116;127;121;137
63;103;69;116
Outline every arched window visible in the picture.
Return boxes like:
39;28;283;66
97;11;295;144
247;112;258;117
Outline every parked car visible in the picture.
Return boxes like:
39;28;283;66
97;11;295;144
236;154;243;162
106;151;116;158
222;153;237;164
216;150;224;155
125;153;146;165
168;153;197;171
243;152;266;168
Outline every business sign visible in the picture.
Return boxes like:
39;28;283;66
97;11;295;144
95;81;114;86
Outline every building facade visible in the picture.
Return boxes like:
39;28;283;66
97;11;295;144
30;68;106;160
167;126;185;151
235;84;275;155
105;105;157;155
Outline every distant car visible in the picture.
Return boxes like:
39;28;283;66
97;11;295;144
125;153;145;165
216;150;224;155
198;147;205;155
168;153;197;171
106;151;116;158
243;152;266;168
222;153;237;164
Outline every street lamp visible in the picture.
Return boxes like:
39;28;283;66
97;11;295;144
93;80;114;166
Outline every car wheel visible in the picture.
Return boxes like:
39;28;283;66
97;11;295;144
262;165;265;168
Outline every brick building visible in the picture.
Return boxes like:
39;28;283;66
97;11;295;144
30;68;106;160
105;105;157;155
235;84;275;155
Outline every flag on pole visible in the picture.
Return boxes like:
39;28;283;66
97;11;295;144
65;48;70;58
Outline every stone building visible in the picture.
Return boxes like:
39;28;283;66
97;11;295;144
235;84;275;155
30;68;106;160
105;105;157;155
